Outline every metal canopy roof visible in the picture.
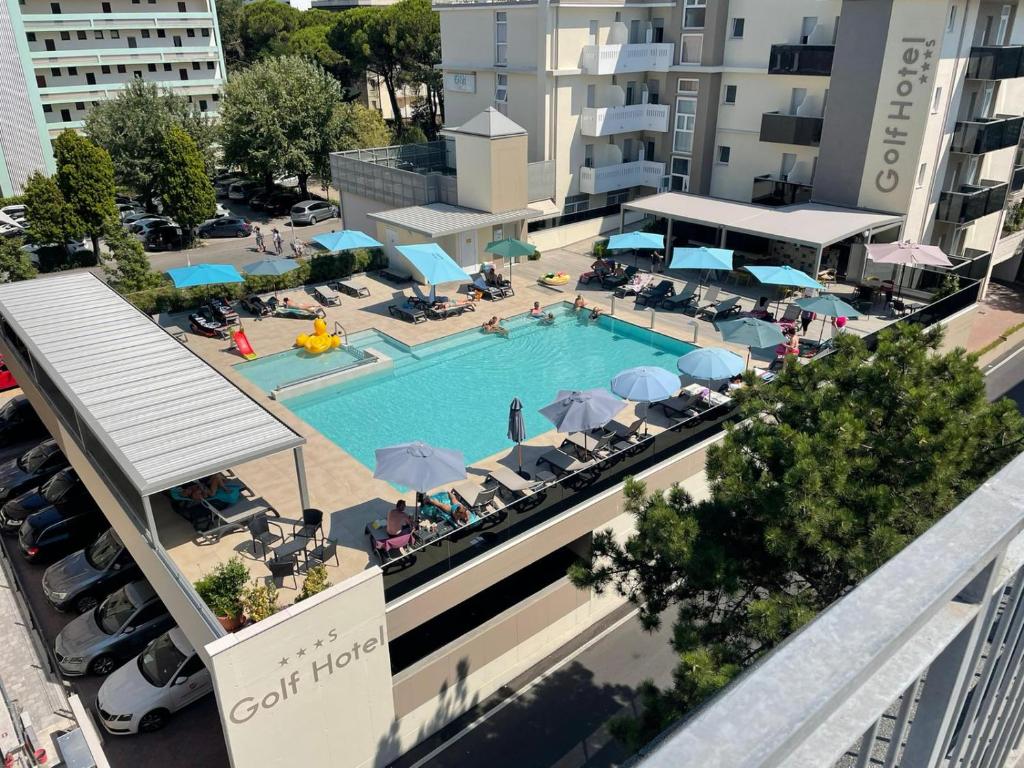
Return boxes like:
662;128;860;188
624;193;905;249
0;273;304;495
368;202;542;237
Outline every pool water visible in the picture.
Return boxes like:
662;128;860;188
235;343;366;393
244;304;695;470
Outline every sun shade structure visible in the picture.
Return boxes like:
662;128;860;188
670;247;734;271
311;230;383;252
0;273;304;496
368;203;541;238
717;317;787;350
373;441;466;492
865;241;953;267
395;243;468;285
795;295;861;319
677;347;745;380
507;397;527;474
166;263;244;289
611;366;679;403
608;232;665;251
485;238;534;288
242;259;300;277
744;265;824;290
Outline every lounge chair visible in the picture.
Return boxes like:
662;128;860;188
201;496;274;540
689;285;720;315
240;294;272;317
451;481;500;514
335;278;370;298
188;311;228;339
654;393;700;418
388;292;427;324
367;524;413;563
636;280;675;307
411;284;450;306
426;301;475;320
777;304;801;328
579;260;614;285
700;295;742;321
661;282;698;311
469;276;507;301
486;465;546;498
603;265;637;289
615;272;653;298
536;447;597;476
312;284;342;306
593;418;644;442
207;297;238;325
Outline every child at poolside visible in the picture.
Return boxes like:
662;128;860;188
482;316;508;336
573;295;586;312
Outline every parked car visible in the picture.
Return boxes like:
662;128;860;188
0;467;89;534
290;199;339;226
18;503;105;563
142;225;185;252
55;581;174;676
1;204;27;224
213;174;244;197
121;212;166;228
0;396;46;445
96;628;213;734
262;189;302;216
214;203;230;218
130;219;175;239
117;203;144;221
42;528;139;613
227;180;261;202
196;217;251;239
247;189;273;211
21;240;90;266
0;355;16;392
0;439;68;506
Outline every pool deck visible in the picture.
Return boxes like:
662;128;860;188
152;238;906;602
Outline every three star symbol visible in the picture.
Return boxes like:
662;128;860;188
278;657;289;667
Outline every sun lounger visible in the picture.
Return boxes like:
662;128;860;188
201;496;274;539
334;278;370;298
188;311;229;339
654;393;700;418
594;418;644;442
603;265;637;289
388;292;427;324
536;447;597;476
700;295;742;321
486;465;546;497
635;280;675;307
312;284;342;306
426;301;475;320
661;282;698;311
451;481;500;514
615;272;653;298
469;276;507;301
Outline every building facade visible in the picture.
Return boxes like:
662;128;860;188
0;0;226;197
437;0;1024;278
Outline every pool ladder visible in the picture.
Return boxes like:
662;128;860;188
333;321;349;347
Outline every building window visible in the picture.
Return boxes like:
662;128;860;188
177;0;185;8
206;61;215;69
606;189;630;205
916;162;927;187
76;30;86;39
26;32;35;41
74;101;84;109
564;193;589;214
731;18;744;38
211;92;219;101
110;30;119;38
59;31;70;40
932;86;942;113
67;66;76;75
495;12;508;66
163;63;171;71
101;65;110;73
199;99;208;111
683;0;706;29
60;109;71;122
35;74;46;87
191;61;200;70
133;71;142;79
86;72;95;84
49;1;59;11
117;64;126;73
186;29;194;37
148;63;156;72
724;84;737;104
158;29;167;38
717;145;731;164
201;28;210;37
584;143;594;168
42;104;52;113
673;96;696;153
670;156;690;191
50;67;60;77
677;79;698;95
101;1;110;10
141;29;150;38
94;30;104;39
494;73;508;113
947;5;957;32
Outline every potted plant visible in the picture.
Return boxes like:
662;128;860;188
295;564;331;604
241;579;279;624
194;557;249;631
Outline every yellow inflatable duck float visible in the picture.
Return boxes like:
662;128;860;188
295;317;342;354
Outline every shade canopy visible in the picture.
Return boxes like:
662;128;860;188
608;232;665;251
166;263;244;289
539;388;625;434
312;230;383;252
677;347;745;380
865;241;953;267
486;238;535;259
795;295;861;318
744;265;823;290
670;247;734;272
373;441;466;492
242;258;300;277
396;243;468;285
610;366;679;403
717;317;787;349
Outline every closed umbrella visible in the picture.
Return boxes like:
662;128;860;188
242;258;300;277
507;397;527;476
865;241;952;298
539;388;626;453
795;294;861;342
166;263;244;289
611;366;679;435
373;441;466;522
486;238;535;289
677;347;744;404
717;317;787;368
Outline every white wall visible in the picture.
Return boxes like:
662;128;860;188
722;0;841;69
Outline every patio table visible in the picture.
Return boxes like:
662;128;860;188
273;537;311;567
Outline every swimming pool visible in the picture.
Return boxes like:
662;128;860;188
239;304;696;469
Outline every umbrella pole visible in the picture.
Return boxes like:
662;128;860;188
517;442;523;475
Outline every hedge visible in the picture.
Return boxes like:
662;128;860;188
124;247;385;315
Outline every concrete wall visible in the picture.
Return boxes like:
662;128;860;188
454;132;528;214
527;208;645;252
341;192;393;241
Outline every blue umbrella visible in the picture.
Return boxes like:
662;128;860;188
670;247;734;271
608;232;665;251
796;295;861;342
242;258;300;277
507;397;527;475
312;230;383;252
396;243;468;285
540;388;625;453
717;317;787;368
611;366;680;435
166;263;244;289
677;347;745;380
743;265;823;290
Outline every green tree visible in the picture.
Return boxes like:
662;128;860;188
216;0;246;68
159;126;216;246
0;237;38;283
52;130;117;261
219;55;343;197
85;80;215;209
330;102;392;150
571;324;1024;750
272;24;349;80
21;171;83;264
102;227;164;294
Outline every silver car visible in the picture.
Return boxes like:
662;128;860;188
55;580;173;676
290;199;339;225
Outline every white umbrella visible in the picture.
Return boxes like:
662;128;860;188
611;366;679;435
866;241;952;298
539;388;626;453
373;441;466;521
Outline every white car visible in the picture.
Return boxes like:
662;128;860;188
96;628;213;734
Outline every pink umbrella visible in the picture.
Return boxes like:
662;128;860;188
865;241;953;298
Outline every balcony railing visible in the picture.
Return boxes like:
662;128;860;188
580;103;670;137
579;160;665;194
751;175;813;207
936;180;1009;224
950;115;1024;154
527;160;554;202
1013;164;1024;193
767;44;833;76
966;45;1024;79
758;111;823;147
20;12;214;31
581;43;674;75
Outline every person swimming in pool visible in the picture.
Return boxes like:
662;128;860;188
531;301;555;324
482;316;508;336
573;295;586;313
588;306;604;322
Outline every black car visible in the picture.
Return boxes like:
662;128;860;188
142;225;185;252
0;440;68;506
247;189;273;211
0;396;47;446
42;529;140;613
18;504;105;563
0;467;89;534
196;217;252;239
262;190;302;216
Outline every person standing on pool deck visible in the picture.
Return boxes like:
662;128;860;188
272;228;283;255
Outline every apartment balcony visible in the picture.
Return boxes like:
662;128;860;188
580;43;674;75
20;12;214;32
966;45;1024;79
1012;164;1024;193
30;47;220;67
579;160;665;194
759;111;823;147
37;78;222;104
936;180;1009;225
949;115;1024;154
580;103;670;137
767;44;834;76
751;175;813;207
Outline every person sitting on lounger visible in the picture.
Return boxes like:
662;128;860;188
588;306;604;322
183;473;227;501
387;500;413;536
573;295;586;313
482;316;508;336
418;490;470;526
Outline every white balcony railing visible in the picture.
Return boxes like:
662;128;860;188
581;43;674;75
579;160;666;194
580;103;670;137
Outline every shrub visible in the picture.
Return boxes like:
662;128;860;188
295;563;331;604
931;273;962;302
0;195;26;208
241;580;279;623
194;557;250;619
527;248;542;261
593;239;609;258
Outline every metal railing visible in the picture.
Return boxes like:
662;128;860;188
767;44;834;76
751;175;813;207
967;45;1024;80
937;181;1009;225
527;160;555;202
759;111;824;147
950;115;1024;155
579;160;666;195
580;43;674;75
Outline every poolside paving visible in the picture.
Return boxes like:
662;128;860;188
154;239;909;602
